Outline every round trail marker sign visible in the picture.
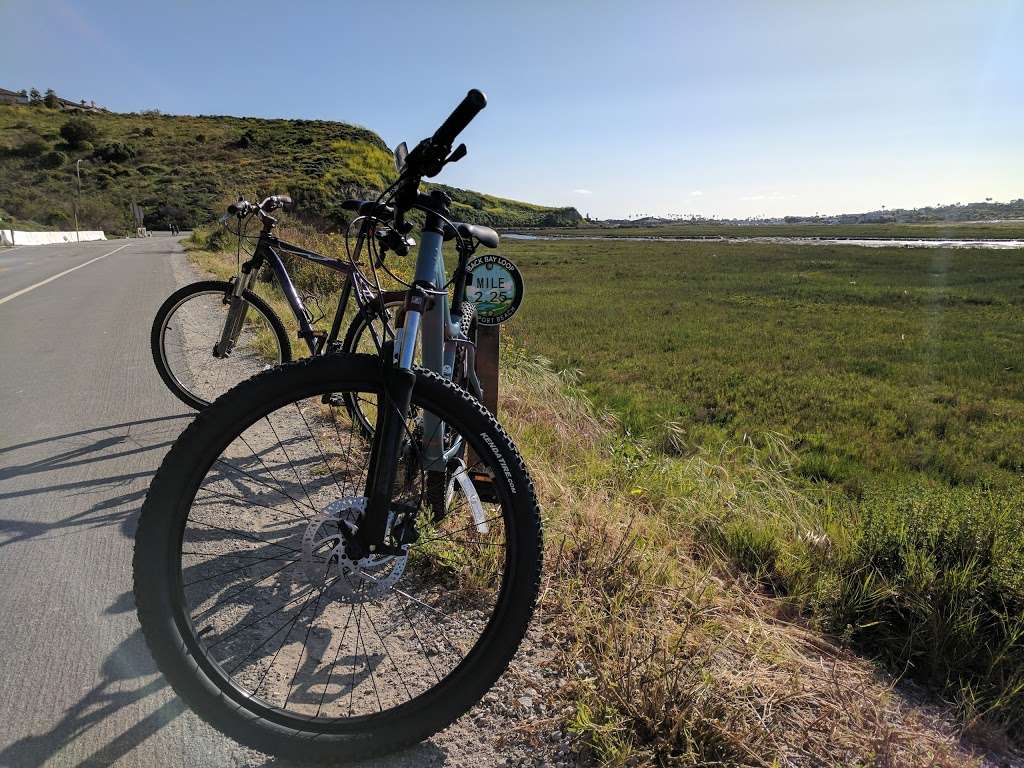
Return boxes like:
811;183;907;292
464;254;524;325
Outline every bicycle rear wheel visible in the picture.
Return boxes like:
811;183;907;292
152;280;291;409
340;290;406;436
133;354;542;762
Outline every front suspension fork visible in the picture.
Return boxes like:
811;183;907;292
357;293;428;553
213;271;252;357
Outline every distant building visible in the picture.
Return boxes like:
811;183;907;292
0;86;107;112
0;87;29;105
56;95;108;113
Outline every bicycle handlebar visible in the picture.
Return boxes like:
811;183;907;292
431;89;486;148
227;195;293;218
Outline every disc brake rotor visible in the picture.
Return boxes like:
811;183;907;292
301;497;407;603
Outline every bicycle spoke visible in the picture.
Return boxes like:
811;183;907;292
212;459;319;515
195;486;309;525
206;579;336;650
188;519;302;554
245;585;325;688
361;601;414;703
413;514;505;547
264;416;318;512
398;596;443;684
358;604;385;713
316;607;357;717
293;401;344;496
238;433;311;521
184;549;305;587
191;555;303;622
284;585;328;710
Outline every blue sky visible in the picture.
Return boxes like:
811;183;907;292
3;1;1021;219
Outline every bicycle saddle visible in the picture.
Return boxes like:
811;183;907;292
447;222;499;249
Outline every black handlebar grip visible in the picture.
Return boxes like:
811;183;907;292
227;202;242;215
431;89;487;147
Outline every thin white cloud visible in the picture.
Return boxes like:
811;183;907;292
572;188;593;195
739;192;797;201
690;190;703;196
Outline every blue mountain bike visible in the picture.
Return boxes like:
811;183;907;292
133;90;543;762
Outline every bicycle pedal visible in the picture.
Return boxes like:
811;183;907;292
320;393;345;406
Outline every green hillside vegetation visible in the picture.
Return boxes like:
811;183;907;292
0;104;580;234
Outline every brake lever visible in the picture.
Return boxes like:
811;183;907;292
445;143;467;165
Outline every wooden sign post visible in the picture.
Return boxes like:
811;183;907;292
475;324;500;415
466;325;501;501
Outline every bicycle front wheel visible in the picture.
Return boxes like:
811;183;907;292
151;280;292;409
133;354;542;762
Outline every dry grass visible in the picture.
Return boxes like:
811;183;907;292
500;348;990;767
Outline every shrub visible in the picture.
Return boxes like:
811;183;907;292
194;133;206;143
60;117;100;148
235;129;257;149
142;127;155;137
45;209;71;226
38;150;68;169
18;136;49;158
93;142;137;163
43;89;59;108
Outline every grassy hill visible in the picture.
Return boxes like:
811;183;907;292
0;104;581;234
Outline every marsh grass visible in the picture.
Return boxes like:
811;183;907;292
502;236;1024;747
522;220;1024;239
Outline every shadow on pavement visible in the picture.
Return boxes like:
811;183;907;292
0;592;450;768
0;414;455;767
0;413;192;547
0;593;184;768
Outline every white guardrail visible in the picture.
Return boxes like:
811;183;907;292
1;230;107;246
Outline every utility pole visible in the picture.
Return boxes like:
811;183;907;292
74;159;83;242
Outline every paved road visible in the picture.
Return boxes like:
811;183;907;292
0;238;453;767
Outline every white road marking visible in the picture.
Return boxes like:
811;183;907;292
0;243;131;306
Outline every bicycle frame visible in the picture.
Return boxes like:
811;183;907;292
218;203;481;555
222;232;359;358
409;228;460;464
